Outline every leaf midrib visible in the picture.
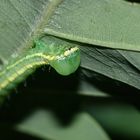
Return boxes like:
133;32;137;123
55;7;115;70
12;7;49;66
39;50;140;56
21;0;63;52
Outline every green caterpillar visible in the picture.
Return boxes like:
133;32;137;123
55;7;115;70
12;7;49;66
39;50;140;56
0;40;80;94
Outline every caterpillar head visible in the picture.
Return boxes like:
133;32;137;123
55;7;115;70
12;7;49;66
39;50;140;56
50;47;80;76
35;40;80;76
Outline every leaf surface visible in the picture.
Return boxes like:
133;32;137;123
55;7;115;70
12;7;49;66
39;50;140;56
16;110;111;140
45;0;140;51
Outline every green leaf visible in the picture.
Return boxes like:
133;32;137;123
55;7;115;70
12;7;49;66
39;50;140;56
87;100;140;139
16;110;111;140
0;0;140;96
0;0;62;66
45;0;140;51
80;45;140;89
77;77;110;97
